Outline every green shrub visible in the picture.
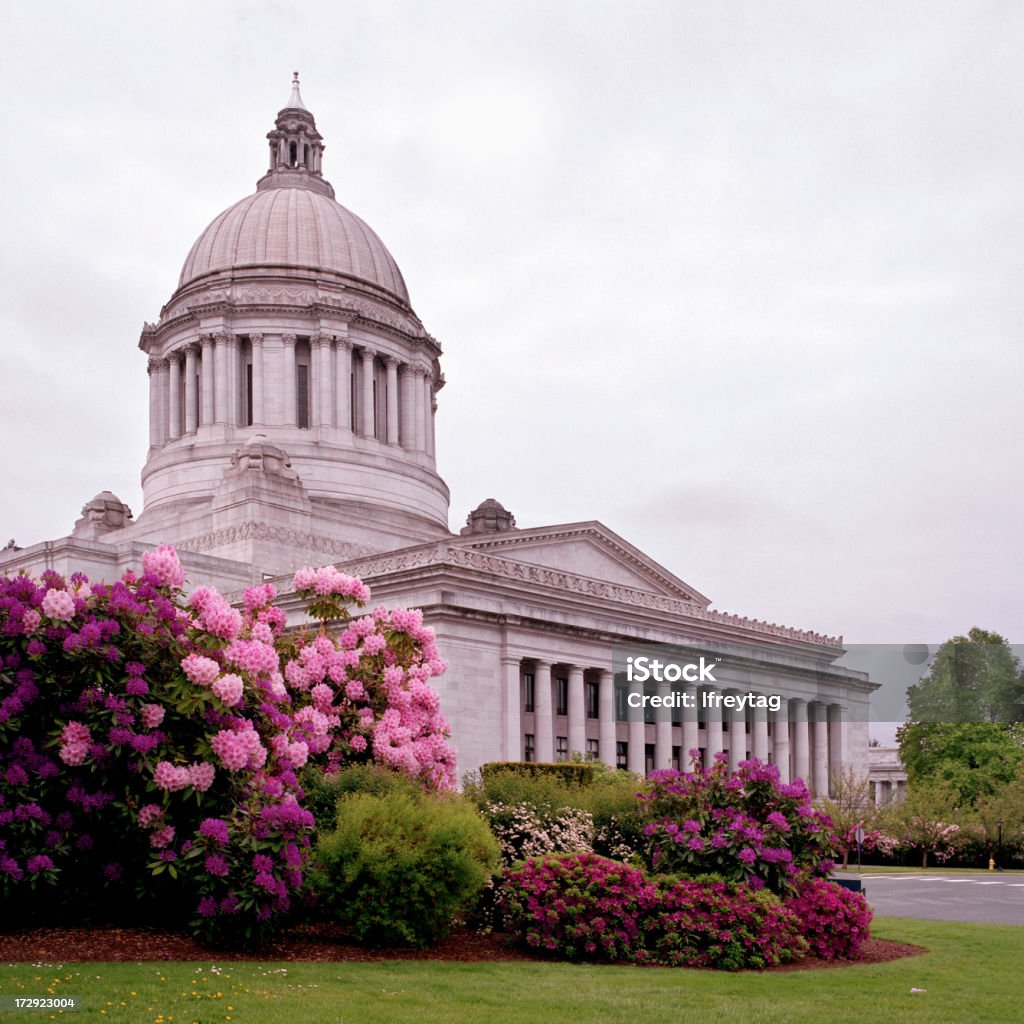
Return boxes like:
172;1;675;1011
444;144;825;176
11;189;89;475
301;764;419;837
314;790;500;947
480;761;595;787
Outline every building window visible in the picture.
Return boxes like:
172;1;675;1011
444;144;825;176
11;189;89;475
615;684;628;722
245;364;253;426
555;676;568;716
672;745;681;771
586;738;599;761
522;673;535;713
297;364;310;428
586;681;599;719
556;736;568;762
645;744;655;775
616;741;628;770
524;734;535;763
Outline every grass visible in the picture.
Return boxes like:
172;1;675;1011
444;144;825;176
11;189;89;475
0;917;1021;1024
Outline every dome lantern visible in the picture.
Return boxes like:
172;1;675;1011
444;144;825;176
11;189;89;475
257;72;334;199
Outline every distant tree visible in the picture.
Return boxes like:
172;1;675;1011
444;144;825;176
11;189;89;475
972;776;1024;857
816;768;875;869
896;722;1024;805
883;783;963;868
906;628;1024;724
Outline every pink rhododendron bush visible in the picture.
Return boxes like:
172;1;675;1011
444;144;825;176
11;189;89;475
0;546;455;943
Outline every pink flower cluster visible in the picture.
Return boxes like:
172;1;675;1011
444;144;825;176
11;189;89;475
189;587;242;641
140;704;165;729
41;589;76;623
211;674;244;707
152;760;215;792
181;653;220;687
210;725;267;771
141;544;186;588
293;566;371;603
58;722;91;765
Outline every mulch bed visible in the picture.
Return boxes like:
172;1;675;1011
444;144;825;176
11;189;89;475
0;924;924;970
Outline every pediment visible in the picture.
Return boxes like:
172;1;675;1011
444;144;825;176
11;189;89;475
452;521;711;607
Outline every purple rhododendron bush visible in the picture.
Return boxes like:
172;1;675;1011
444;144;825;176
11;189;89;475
0;545;455;944
641;754;841;895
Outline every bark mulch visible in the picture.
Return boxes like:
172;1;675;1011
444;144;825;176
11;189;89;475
0;924;924;970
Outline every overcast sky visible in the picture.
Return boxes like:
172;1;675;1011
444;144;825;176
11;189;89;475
2;2;1022;664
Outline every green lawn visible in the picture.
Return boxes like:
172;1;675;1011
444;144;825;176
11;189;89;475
0;918;1020;1024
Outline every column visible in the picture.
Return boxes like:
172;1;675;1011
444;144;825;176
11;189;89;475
314;333;332;427
773;703;791;783
199;335;214;426
422;372;434;457
399;364;415;448
250;334;264;425
213;331;229;424
812;703;829;797
827;704;845;796
282;334;297;426
184;343;198;433
226;334;240;426
360;348;376;438
627;698;645;776
147;356;161;447
728;698;746;774
167;353;181;440
655;678;672;770
502;656;522;762
752;706;769;763
336;339;352;431
598;669;616;768
792;699;810;783
385;357;400;444
534;661;554;764
567;665;586;758
681;682;699;771
705;692;724;766
413;367;426;451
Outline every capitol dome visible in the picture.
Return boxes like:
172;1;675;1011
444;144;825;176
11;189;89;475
178;187;410;304
135;74;450;572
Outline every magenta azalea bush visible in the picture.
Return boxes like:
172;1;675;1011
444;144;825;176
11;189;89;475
786;878;873;960
0;546;455;943
638;876;806;970
640;754;840;895
499;852;653;962
500;852;812;970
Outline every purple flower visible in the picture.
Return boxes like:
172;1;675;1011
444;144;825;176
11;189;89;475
199;818;230;845
738;847;757;865
26;854;54;873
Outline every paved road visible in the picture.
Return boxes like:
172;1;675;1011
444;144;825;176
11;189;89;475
845;874;1024;924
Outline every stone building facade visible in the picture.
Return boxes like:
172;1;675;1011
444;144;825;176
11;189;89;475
0;76;877;788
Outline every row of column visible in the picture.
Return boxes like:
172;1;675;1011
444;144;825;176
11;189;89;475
147;332;437;453
508;659;845;796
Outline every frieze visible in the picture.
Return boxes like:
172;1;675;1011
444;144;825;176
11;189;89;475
337;542;842;647
177;522;380;561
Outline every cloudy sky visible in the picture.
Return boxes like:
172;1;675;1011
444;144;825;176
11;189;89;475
1;1;1022;661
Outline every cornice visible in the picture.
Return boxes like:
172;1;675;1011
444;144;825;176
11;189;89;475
336;541;842;648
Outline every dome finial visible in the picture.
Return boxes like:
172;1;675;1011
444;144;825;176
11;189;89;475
286;70;309;112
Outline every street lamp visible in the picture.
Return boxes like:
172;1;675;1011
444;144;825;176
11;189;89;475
997;819;1004;872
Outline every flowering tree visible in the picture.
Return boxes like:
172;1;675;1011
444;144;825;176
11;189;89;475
0;546;455;943
639;753;840;895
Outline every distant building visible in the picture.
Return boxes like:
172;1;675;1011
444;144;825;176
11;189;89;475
0;77;878;787
868;746;908;804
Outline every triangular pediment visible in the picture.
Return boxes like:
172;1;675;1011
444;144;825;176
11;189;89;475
452;520;711;607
